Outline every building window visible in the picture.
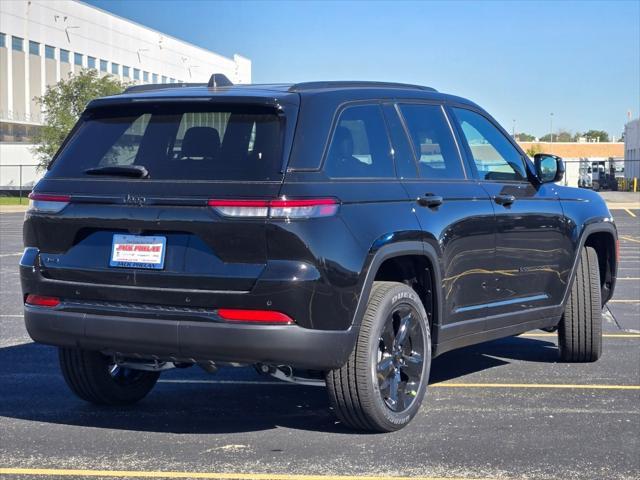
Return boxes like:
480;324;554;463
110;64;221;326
123;66;130;77
161;75;167;83
0;33;5;48
12;36;24;52
143;71;149;82
60;49;70;63
112;63;119;75
29;40;40;56
45;45;55;59
100;59;108;72
152;73;158;83
74;53;83;66
133;68;140;80
87;56;96;69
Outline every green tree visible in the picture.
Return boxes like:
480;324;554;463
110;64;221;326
583;130;610;142
515;132;536;142
525;144;543;158
540;129;573;142
32;70;126;169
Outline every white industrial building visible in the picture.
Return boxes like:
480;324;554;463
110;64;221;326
624;118;640;180
0;0;251;191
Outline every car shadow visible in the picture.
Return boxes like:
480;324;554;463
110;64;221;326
0;335;557;435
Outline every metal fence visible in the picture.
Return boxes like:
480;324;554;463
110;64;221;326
0;164;41;203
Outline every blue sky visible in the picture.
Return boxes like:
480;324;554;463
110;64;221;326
84;0;639;139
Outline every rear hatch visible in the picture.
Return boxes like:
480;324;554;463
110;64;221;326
25;95;298;294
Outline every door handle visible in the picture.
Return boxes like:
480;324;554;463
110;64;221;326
494;194;516;206
417;194;443;208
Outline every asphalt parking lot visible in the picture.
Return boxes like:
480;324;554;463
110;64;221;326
0;207;638;480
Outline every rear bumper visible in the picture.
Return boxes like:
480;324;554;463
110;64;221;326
24;306;357;370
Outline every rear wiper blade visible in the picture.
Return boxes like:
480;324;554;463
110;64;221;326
84;165;149;178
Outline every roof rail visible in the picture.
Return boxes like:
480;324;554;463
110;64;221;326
122;83;206;94
288;81;437;93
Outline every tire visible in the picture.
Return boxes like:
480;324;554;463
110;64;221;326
558;246;602;362
59;347;160;405
326;281;431;432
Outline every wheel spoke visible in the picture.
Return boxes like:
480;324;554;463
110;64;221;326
401;352;424;382
394;312;412;348
387;369;401;410
379;321;395;353
377;356;394;385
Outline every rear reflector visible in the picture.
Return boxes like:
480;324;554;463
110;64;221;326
28;193;71;214
25;294;61;308
217;308;294;324
208;198;339;219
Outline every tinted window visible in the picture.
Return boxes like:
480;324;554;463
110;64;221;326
87;56;96;69
12;36;23;52
60;49;69;63
399;104;464;179
100;59;108;72
74;53;83;66
29;41;39;56
325;105;393;178
49;105;284;181
45;45;55;59
453;108;526;181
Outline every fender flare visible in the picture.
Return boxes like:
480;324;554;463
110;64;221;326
351;240;443;334
561;221;617;307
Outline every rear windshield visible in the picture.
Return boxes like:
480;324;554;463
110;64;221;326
49;104;284;181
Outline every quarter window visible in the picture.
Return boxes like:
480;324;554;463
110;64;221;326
325;104;394;178
452;108;526;181
399;104;464;179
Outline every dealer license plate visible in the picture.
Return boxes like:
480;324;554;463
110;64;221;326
109;234;166;270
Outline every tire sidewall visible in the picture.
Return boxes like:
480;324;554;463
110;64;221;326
365;284;431;430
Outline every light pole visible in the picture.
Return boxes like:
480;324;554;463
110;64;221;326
550;113;554;143
512;119;516;138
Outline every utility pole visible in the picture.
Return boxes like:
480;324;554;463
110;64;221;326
550;113;554;143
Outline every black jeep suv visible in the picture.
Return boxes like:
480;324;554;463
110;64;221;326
21;78;617;432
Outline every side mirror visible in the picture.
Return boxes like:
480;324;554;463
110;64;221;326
534;153;564;184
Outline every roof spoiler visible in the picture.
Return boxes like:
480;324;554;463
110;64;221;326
122;73;234;94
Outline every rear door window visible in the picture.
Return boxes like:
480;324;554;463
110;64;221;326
324;104;394;178
398;104;465;179
49;104;284;181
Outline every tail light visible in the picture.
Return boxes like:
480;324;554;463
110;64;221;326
217;308;294;324
25;294;61;308
28;193;71;213
208;198;339;219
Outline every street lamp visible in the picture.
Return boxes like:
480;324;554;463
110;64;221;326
550;113;554;143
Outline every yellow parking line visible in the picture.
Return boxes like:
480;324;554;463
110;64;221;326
624;209;637;218
620;235;640;244
431;383;639;390
0;469;490;480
